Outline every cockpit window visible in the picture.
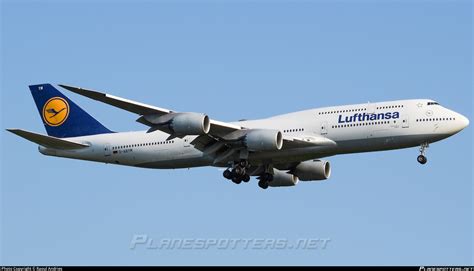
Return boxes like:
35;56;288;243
427;102;440;106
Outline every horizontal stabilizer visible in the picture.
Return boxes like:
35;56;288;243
6;129;89;150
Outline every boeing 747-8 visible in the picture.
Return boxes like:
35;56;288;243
7;84;469;189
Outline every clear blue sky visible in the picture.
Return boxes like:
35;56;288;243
1;0;472;265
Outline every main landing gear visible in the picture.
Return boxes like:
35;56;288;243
257;173;273;190
223;160;275;190
417;143;429;165
223;160;251;184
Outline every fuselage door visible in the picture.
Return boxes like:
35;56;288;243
184;137;191;148
402;115;409;128
104;143;112;156
320;121;328;135
367;102;376;114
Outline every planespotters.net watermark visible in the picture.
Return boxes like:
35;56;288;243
1;268;63;271
129;234;331;250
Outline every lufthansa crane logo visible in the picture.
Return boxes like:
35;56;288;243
42;97;70;126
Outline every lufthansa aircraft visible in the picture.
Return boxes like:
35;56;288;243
7;84;469;189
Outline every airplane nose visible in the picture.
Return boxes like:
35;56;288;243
454;113;469;131
459;114;469;129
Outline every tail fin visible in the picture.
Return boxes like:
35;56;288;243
29;84;113;138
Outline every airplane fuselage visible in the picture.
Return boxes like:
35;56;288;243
39;99;469;171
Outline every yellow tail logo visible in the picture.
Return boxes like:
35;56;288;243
42;97;69;126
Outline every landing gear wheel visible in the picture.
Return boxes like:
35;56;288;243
258;180;269;189
242;174;250;183
232;176;242;184
418;143;429;165
233;166;245;177
223;169;233;179
417;155;427;165
263;173;274;183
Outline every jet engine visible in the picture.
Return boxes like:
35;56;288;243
243;129;283;151
168;113;210;135
292;160;331;181
268;169;299;187
143;112;210;135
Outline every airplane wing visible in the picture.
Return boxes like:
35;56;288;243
58;84;335;157
282;135;336;149
6;129;89;150
58;84;242;138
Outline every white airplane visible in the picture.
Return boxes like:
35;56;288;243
7;84;469;189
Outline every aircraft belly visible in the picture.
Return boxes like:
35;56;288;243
248;146;336;165
134;157;212;169
132;148;213;169
333;133;451;154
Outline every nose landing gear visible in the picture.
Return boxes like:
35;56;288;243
417;143;429;165
417;155;427;165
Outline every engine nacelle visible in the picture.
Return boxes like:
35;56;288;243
292;160;331;181
268;169;299;187
168;112;210;135
143;112;210;136
243;129;283;151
